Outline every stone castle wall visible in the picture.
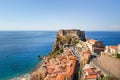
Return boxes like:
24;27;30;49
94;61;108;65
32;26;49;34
58;29;86;41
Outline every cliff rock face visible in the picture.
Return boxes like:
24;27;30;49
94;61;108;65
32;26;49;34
58;29;86;40
53;29;86;51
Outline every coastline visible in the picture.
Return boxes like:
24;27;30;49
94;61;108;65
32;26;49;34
9;30;120;80
0;31;55;80
29;29;86;80
11;57;47;80
11;74;31;80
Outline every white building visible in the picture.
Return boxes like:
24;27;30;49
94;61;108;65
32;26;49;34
105;46;118;55
86;39;105;53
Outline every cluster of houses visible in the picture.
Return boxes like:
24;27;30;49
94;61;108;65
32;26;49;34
80;49;91;65
31;48;77;80
86;39;105;54
86;39;120;56
74;47;104;80
83;39;120;80
76;39;104;80
83;64;104;80
30;38;120;80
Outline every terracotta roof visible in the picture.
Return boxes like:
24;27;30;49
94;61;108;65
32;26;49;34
86;75;97;79
81;50;91;58
66;64;75;77
69;56;76;60
44;48;76;80
81;50;91;54
56;73;65;80
109;46;118;50
62;56;67;59
86;68;96;75
86;68;94;73
51;73;57;78
87;39;97;44
47;68;54;74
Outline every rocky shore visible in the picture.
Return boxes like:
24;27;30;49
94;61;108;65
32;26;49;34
11;74;31;80
11;57;46;80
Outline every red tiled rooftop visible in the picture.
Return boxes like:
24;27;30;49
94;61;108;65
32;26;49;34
69;56;76;60
86;75;97;79
56;73;65;80
86;68;94;73
48;68;54;74
44;48;76;80
66;63;75;77
61;56;67;59
81;50;91;54
62;59;67;63
109;46;118;50
86;68;97;75
87;39;97;44
50;73;57;78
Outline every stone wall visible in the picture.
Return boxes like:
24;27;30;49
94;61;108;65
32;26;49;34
53;29;86;51
58;29;86;41
98;54;120;78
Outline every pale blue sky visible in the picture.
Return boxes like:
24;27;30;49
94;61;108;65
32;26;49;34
0;0;120;31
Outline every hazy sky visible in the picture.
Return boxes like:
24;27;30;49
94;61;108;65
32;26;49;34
0;0;120;31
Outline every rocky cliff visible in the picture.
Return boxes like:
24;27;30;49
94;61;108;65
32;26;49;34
58;29;86;40
30;29;86;80
53;29;86;51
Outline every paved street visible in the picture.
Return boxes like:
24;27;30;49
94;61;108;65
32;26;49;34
68;47;80;60
91;57;119;79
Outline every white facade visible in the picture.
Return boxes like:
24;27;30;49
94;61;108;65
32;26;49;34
110;48;117;53
104;46;118;55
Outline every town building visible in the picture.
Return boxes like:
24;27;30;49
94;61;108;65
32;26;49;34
105;46;118;55
86;39;105;53
83;64;104;80
83;68;97;80
80;50;91;65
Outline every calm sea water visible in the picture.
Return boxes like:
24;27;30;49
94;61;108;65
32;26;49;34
86;31;120;45
0;31;56;80
0;31;120;80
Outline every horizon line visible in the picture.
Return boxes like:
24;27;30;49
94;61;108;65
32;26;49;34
0;30;120;32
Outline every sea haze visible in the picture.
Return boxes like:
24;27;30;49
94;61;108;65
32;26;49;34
0;31;120;80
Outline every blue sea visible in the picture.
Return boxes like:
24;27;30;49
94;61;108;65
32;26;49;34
0;31;120;80
0;31;56;80
86;31;120;45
